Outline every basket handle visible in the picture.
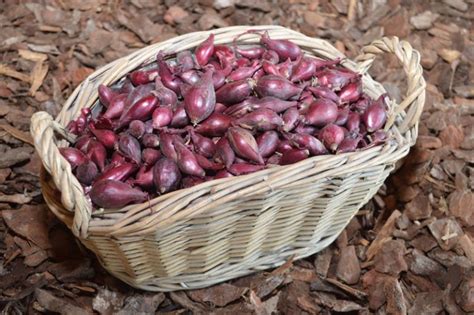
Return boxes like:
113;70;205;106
30;111;91;238
355;36;426;134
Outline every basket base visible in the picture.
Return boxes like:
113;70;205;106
94;222;344;292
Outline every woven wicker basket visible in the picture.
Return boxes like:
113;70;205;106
30;25;425;291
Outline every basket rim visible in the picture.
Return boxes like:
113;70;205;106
31;25;426;239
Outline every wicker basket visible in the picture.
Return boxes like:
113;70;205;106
30;25;425;291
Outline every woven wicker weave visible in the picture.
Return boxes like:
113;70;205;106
30;25;425;291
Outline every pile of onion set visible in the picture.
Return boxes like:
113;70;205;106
62;31;389;209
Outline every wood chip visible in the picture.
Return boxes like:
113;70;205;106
366;210;401;260
18;49;48;62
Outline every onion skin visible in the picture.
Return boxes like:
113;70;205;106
98;84;116;108
276;58;294;79
215;137;235;169
110;152;126;166
60;148;88;169
103;94;127;120
260;31;301;61
129;68;159;86
117;94;158;130
70;108;91;135
211;69;226;90
157;54;182;93
346;112;361;133
214;169;234;179
284;133;327;156
153;157;181;194
184;70;216;125
362;98;387;132
253;68;265;80
280;149;309;165
255;75;302;100
195;34;215;66
214;103;227;113
159;133;178;161
86;140;107;171
94;161;137;183
132;165;154;189
257;130;279;158
236;108;283;131
262;50;279;64
141;133;160;148
337;136;362;154
227;127;264;164
194;113;232;137
339;82;362;104
262;60;280;76
281;107;300;132
176;50;195;73
294;122;317;135
317;68;359;90
290;57;316;82
214;45;235;66
125;84;155;110
228;163;264;175
319;124;345;151
227;63;261;82
252;97;298;113
142;148;161;166
307;86;340;104
154;78;178;107
90;179;147;208
195;154;224;171
170;103;190;128
367;129;387;147
303;99;338;127
75;161;98;186
182;176;206;189
276;139;293;154
236;47;265;59
152;107;173;129
179;70;201;85
190;129;216;158
266;154;281;165
216;80;253;105
129;120;146;139
174;141;206;177
118;134;142;164
89;124;117;150
335;107;350;126
352;96;370;113
74;135;92;153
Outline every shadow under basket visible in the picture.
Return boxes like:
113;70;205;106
31;25;425;291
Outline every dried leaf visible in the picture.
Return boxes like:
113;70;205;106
0;193;32;204
0;63;30;82
29;62;49;96
0;124;34;145
18;49;48;62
